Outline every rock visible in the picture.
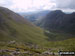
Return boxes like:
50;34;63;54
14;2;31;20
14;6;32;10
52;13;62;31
8;41;16;44
42;51;52;55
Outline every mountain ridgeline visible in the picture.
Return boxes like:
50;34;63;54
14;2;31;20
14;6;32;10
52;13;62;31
35;10;75;35
19;10;50;22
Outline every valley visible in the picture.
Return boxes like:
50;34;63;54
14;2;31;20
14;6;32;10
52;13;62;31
0;7;75;56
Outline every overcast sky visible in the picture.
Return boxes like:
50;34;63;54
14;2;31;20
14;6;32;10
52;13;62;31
0;0;75;12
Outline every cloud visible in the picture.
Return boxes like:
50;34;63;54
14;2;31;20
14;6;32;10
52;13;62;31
0;0;56;12
49;0;75;12
0;0;75;12
0;0;13;7
55;0;75;9
10;0;56;12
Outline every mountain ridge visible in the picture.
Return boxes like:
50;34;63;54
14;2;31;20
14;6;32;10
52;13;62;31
35;10;75;34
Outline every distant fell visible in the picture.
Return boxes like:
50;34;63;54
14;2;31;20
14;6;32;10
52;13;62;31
35;10;75;34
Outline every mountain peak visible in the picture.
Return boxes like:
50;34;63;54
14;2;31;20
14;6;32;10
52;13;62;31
51;10;65;15
53;10;63;12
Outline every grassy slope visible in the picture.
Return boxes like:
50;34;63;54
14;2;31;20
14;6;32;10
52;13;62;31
45;38;75;51
44;31;75;51
0;7;48;46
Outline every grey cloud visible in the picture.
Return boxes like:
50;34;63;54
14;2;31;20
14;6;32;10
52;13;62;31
0;0;13;7
54;0;75;9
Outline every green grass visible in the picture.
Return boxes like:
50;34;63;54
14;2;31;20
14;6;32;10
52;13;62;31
0;7;48;46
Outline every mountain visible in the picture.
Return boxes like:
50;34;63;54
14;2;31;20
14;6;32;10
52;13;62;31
35;10;75;35
19;10;50;22
0;7;48;45
0;7;75;54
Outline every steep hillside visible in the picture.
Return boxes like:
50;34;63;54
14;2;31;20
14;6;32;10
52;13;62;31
35;10;75;34
0;7;48;45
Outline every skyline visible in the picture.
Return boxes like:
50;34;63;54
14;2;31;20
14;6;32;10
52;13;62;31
0;0;75;12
